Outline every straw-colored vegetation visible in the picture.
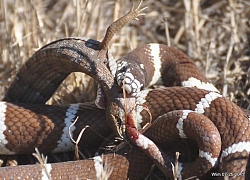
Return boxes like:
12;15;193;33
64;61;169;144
0;0;249;179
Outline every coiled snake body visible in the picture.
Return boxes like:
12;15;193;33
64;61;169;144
0;1;249;180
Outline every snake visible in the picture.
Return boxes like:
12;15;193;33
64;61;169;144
0;1;249;180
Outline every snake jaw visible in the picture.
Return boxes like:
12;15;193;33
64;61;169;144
107;94;139;140
125;114;139;141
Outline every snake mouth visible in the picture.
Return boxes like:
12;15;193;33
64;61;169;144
109;94;138;140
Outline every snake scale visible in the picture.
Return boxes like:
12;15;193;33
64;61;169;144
0;1;249;179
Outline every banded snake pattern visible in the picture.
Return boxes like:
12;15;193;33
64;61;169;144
0;1;249;180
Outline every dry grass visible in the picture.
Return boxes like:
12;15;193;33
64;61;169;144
0;0;250;179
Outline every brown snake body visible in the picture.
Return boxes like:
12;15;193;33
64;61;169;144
0;1;249;180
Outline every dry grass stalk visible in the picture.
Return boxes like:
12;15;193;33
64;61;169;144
68;116;112;160
97;155;114;180
33;148;51;180
173;151;179;180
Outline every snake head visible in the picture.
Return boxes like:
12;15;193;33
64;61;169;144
106;95;138;140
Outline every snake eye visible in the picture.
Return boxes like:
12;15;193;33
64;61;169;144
120;64;129;72
116;117;126;136
109;114;125;139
